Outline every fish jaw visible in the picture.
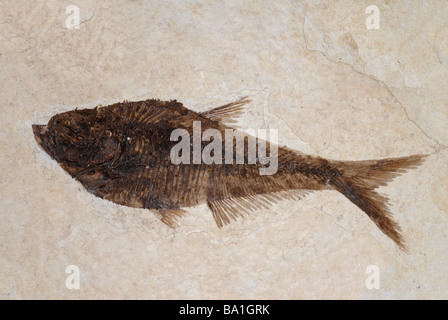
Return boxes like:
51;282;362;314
32;124;53;157
32;124;46;144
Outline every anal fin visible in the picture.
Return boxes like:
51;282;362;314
207;190;311;228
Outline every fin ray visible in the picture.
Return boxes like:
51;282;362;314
159;209;188;228
207;189;311;228
331;154;428;251
200;96;251;124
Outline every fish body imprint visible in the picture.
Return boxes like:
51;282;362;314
32;98;426;251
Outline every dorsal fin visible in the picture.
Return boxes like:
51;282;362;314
200;96;251;124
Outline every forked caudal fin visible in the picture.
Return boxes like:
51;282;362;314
331;154;428;251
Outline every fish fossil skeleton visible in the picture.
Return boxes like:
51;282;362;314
32;97;426;251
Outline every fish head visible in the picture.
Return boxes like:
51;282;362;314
32;108;121;175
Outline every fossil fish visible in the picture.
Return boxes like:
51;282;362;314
32;97;426;251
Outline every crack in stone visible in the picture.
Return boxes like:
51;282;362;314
301;11;446;151
265;107;316;152
184;206;304;245
315;206;351;234
79;12;95;27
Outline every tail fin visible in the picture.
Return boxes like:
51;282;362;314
331;155;427;251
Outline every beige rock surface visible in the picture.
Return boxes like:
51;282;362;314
1;0;447;299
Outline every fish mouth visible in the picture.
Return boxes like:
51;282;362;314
32;124;53;157
32;124;46;145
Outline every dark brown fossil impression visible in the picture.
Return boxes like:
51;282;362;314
32;97;427;251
